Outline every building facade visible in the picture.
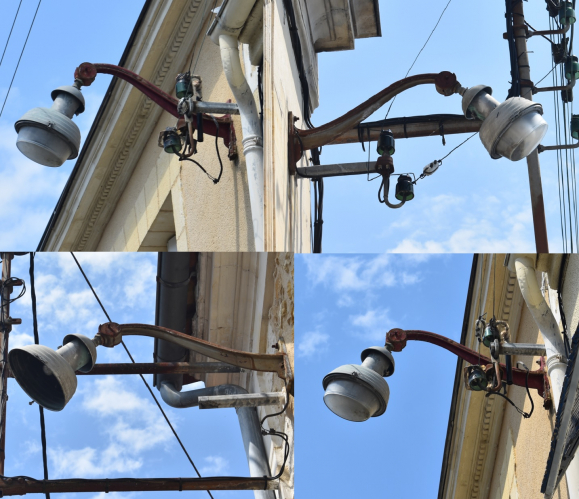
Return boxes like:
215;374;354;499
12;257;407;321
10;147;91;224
155;251;294;498
38;0;380;253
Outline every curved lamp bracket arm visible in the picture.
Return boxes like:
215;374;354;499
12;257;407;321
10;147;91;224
95;322;290;382
74;62;236;154
386;328;547;396
289;71;460;165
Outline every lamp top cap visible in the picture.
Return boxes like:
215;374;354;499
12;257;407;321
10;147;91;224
50;84;85;115
462;84;493;119
360;346;395;377
63;333;97;373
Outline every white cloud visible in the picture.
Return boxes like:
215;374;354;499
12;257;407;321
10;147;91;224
201;455;229;475
49;377;172;478
8;332;34;349
304;254;420;293
387;194;535;253
298;330;330;358
49;446;141;478
337;294;353;307
90;493;136;499
349;309;392;341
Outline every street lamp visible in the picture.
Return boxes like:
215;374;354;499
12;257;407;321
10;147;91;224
323;328;551;422
322;346;394;422
289;71;548;170
15;83;85;167
9;322;290;412
14;62;239;168
459;84;548;161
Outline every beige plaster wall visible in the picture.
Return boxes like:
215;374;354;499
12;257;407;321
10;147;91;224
190;252;294;498
264;0;313;252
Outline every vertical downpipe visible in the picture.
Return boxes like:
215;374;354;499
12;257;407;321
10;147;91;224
513;256;579;499
219;34;264;252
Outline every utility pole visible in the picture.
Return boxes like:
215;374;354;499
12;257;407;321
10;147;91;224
512;1;550;253
0;254;12;475
0;254;22;475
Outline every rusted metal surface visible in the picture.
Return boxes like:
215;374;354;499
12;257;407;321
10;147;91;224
0;254;13;475
386;328;547;395
526;150;550;253
540;355;553;409
0;476;279;495
73;62;236;153
328;114;481;146
434;71;459;96
84;362;240;375
278;337;294;395
198;391;286;409
5;362;240;378
96;322;122;347
512;3;550;253
293;72;458;153
101;323;288;380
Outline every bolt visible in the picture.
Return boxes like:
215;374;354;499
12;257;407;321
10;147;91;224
293;116;299;122
271;343;279;350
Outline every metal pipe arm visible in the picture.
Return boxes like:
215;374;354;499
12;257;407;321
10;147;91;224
0;476;278;496
292;71;460;153
73;62;235;148
95;322;289;380
386;328;547;395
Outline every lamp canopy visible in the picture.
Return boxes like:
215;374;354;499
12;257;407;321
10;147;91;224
460;86;548;161
14;83;85;167
9;333;97;411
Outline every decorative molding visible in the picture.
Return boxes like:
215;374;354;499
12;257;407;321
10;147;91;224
468;265;521;499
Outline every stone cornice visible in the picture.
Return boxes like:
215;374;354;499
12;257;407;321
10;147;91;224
441;255;524;499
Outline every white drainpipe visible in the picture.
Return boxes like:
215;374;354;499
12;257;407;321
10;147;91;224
511;255;579;499
209;0;264;251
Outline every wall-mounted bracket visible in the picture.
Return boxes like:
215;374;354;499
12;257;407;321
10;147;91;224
96;323;289;381
74;62;237;157
386;328;548;398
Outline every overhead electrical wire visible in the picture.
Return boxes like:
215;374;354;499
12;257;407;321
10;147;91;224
69;253;214;499
384;0;453;119
0;0;23;69
0;0;42;121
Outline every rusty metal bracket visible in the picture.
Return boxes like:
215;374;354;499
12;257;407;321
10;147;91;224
277;337;294;395
74;62;236;156
96;323;288;380
288;71;460;174
0;476;278;496
386;328;548;397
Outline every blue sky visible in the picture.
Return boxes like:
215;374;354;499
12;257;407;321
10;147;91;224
5;252;253;499
0;0;572;252
295;253;473;497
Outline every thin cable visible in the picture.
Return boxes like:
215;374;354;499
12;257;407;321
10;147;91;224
535;65;557;86
29;253;50;499
69;253;214;499
438;132;477;162
0;0;42;121
0;0;23;69
385;0;452;119
260;380;291;481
